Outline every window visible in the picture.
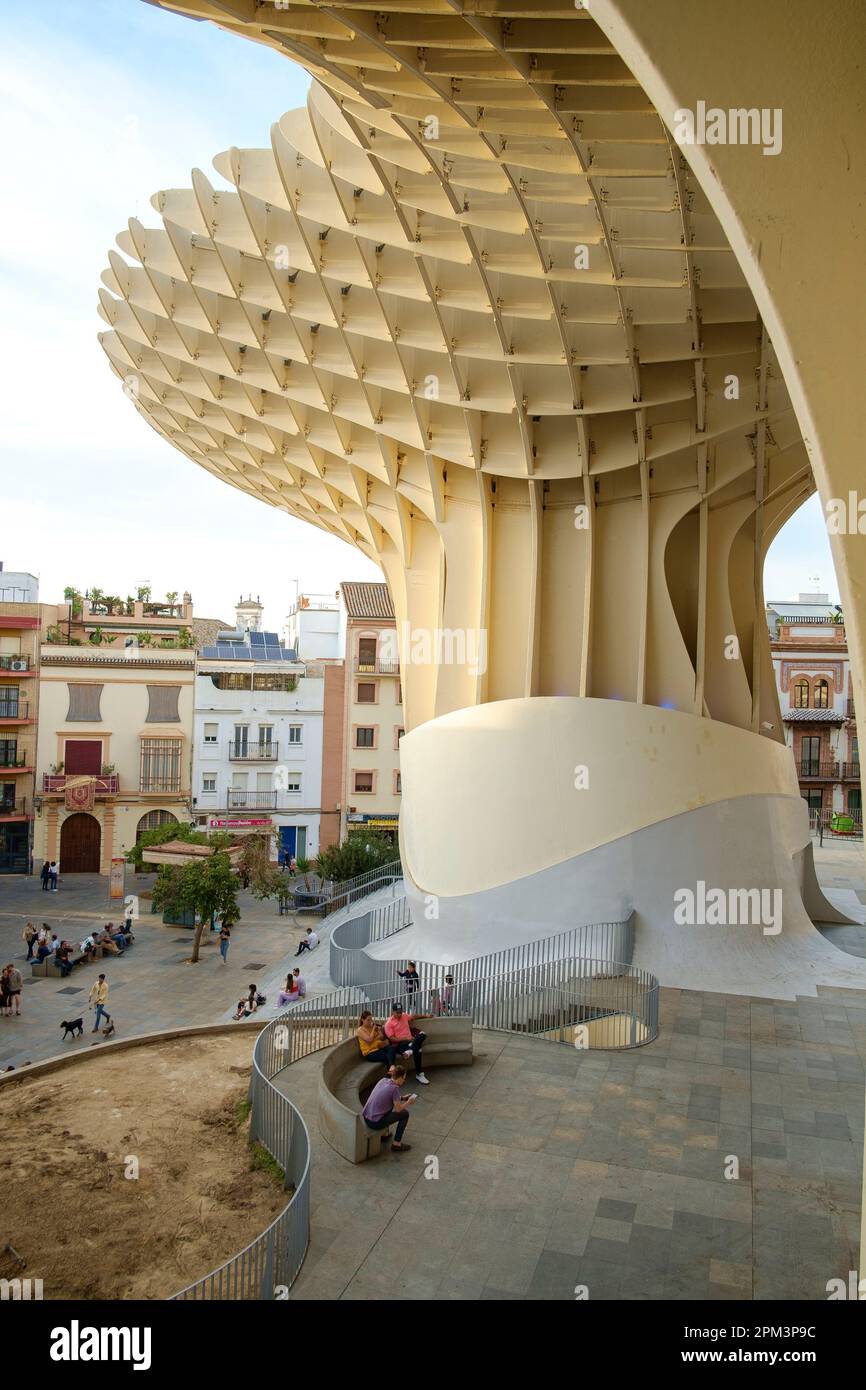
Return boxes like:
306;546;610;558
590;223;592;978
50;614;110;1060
232;725;249;756
800;735;821;777
396;682;402;705
358;637;377;671
66;684;103;722
0;739;18;769
211;672;251;690
813;679;829;709
395;771;402;794
0;687;20;717
283;774;301;793
793;680;809;708
353;771;374;793
356;727;375;748
287;725;302;744
146;685;181;722
848;788;862;813
395;727;404;749
202;775;217;793
140;738;183;793
64;740;102;775
253;673;297;691
203;723;218;744
136;809;178;841
357;682;376;704
258;726;274;749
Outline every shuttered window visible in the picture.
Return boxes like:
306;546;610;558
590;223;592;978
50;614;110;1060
146;686;181;722
66;684;103;722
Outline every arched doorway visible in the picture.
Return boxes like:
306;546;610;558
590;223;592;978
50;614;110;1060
60;813;101;873
136;809;178;841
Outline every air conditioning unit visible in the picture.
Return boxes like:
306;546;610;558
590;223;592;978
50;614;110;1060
9;660;28;671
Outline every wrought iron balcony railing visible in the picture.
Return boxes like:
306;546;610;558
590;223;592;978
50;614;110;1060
797;761;840;780
227;742;279;761
42;774;119;794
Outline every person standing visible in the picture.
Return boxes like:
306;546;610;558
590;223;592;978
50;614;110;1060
22;922;37;960
88;974;110;1033
219;920;231;964
361;1064;415;1152
397;961;420;998
49;861;59;892
40;861;51;891
5;964;23;1016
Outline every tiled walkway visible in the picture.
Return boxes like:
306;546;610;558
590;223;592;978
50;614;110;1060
281;986;865;1301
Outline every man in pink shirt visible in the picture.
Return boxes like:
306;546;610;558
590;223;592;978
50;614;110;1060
383;1004;429;1085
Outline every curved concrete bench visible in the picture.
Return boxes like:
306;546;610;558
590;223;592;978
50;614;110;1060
318;1016;473;1164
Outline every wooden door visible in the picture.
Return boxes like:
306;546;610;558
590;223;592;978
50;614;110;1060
60;813;101;872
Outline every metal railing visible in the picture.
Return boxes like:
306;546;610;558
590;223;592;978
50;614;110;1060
175;896;655;1299
42;773;119;794
0;699;29;719
354;659;400;675
0;656;34;672
841;761;861;780
288;859;403;915
227;790;294;810
798;760;840;779
329;895;634;993
228;743;279;761
0;798;27;818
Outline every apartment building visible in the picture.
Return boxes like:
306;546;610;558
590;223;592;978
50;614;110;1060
0;568;41;873
768;592;860;826
34;646;195;872
191;613;326;860
338;581;402;843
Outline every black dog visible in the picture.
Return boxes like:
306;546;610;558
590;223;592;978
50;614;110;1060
60;1018;83;1040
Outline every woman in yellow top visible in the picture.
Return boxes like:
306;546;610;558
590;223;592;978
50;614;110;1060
356;1010;396;1066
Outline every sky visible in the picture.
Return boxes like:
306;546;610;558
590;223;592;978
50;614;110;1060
0;0;840;631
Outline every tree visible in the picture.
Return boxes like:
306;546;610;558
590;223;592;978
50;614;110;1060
177;626;194;649
125;819;204;871
88;587;105;612
315;828;396;883
137;585;152;602
152;851;239;963
88;626;108;646
166;591;178;606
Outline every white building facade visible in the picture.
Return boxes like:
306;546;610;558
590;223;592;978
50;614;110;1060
192;627;325;861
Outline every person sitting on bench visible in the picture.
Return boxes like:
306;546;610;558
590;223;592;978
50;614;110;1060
384;1004;429;1085
97;924;123;956
54;940;76;977
361;1064;416;1153
356;1010;397;1066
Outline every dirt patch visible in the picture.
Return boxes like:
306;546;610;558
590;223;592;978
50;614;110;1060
0;1035;288;1299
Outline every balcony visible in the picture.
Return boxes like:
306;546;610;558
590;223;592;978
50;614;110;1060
0;761;32;774
0;656;35;673
842;761;861;780
42;773;119;794
797;761;840;780
0;699;31;722
227;742;279;761
354;659;400;676
226;790;295;810
0;798;28;820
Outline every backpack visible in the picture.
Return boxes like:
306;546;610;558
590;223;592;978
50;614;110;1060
256;992;267;1006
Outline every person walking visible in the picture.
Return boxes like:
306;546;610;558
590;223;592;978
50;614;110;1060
88;974;110;1033
219;920;231;964
5;965;23;1016
48;861;59;892
40;861;51;891
22;922;37;960
361;1064;416;1152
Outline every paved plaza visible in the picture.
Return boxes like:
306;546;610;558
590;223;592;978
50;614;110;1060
0;870;340;1071
281;988;866;1301
1;845;865;1302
